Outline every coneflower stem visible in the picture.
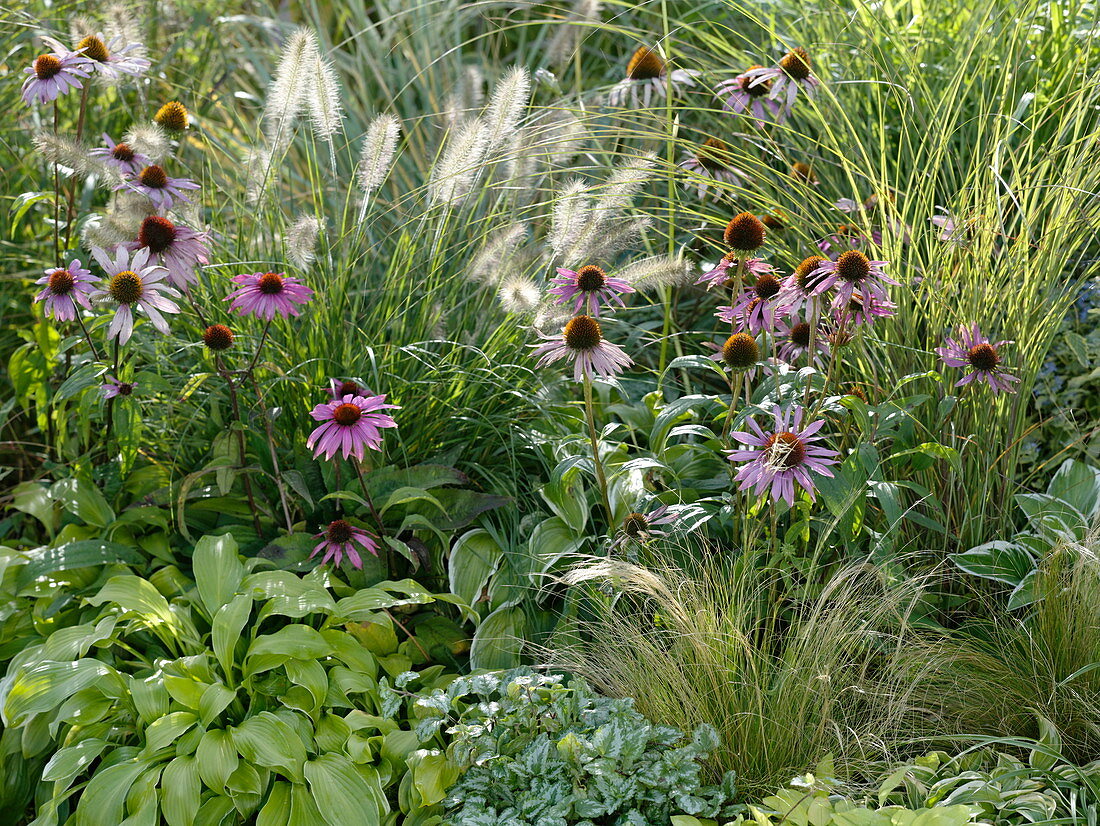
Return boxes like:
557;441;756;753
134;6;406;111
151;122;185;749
245;318;273;373
216;354;262;537
247;372;294;534
52;100;60;265
582;375;614;534
75;314;101;361
721;371;744;444
382;608;430;662
803;305;820;408
352;459;390;579
102;340;120;463
63;85;90;253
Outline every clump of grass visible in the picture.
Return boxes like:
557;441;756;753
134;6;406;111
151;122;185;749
549;548;944;798
913;537;1100;764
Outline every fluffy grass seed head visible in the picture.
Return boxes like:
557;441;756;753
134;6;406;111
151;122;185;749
287;215;322;268
356;113;401;201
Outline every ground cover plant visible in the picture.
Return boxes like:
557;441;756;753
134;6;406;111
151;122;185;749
3;0;1100;823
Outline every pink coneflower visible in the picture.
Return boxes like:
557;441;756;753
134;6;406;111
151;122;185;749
34;259;96;321
115;165;199;210
126;215;210;291
531;315;632;382
811;250;896;309
89;133;149;176
728;404;839;506
100;376;136;399
935;323;1019;394
610;504;680;551
307;394;399;461
697;254;775;291
311;519;379;569
679;138;748;199
21;51;91;105
740;48;820;110
607;46;698;108
549;265;634;316
46;34;149;80
714;66;788;125
328;378;365;401
777;255;831;315
774;315;830;366
89;246;180;344
717;270;785;333
225;272;314;320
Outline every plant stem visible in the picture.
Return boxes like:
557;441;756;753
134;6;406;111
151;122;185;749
721;370;745;444
216;354;262;537
102;339;120;463
75;314;101;361
352;458;391;579
63;85;90;253
582;375;614;533
247;372;294;533
245;318;273;373
52;100;61;265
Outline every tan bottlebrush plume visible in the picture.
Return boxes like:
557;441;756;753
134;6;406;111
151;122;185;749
428;118;490;206
441;65;486;128
356;113;401;208
287;215;322;267
536;110;588;167
245;146;275;204
263;27;316;152
596;152;657;219
306;42;344;165
124;125;169;163
618;254;694;292
497;275;542;314
32;132;108;178
549;178;592;259
82;192;155;248
547;0;603;65
484;66;531;152
103;3;146;49
468;222;528;283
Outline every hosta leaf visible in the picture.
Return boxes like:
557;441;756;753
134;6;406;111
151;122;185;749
231;711;307;782
304;753;382;826
193;533;244;618
3;659;119;727
161;755;202;826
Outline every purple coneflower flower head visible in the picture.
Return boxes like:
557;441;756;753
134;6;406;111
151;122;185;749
679;138;748;199
21;51;91;105
549;265;634;317
34;259;95;321
90;133;149;176
697;254;775;291
740;48;820;111
45;33;150;80
328;378;366;401
728;404;839;506
610;504;680;551
126;215;210;291
531;315;632;382
714;65;788;125
100;376;136;400
608;46;699;108
311;519;379;569
718;270;785;333
115;165;199;210
777;255;831;315
709;332;761;377
307;394;399;461
935;324;1019;394
90;245;180;344
225;272;314;320
811;250;896;309
832;291;896;328
774;315;830;366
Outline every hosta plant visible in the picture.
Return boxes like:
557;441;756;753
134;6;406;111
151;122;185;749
0;532;473;825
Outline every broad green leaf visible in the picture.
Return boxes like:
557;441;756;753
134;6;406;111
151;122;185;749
87;575;191;643
41;738;109;786
3;659;118;726
143;712;198;755
50;477;115;528
304;754;382;826
231;712;307;782
193;533;244;617
951;541;1035;587
244;625;333;676
257;781;292;826
212;594;253;679
469;603;525;670
161;756;202;826
16;540;144;590
196;729;239;792
72;759;148;826
407;750;459;806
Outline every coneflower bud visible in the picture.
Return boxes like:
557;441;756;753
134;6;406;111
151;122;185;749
155;101;189;132
625;46;664;80
779;47;812;81
791;162;816;184
723;212;766;251
721;332;759;371
202;324;234;351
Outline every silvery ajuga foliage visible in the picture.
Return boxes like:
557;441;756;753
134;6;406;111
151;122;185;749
414;669;738;825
